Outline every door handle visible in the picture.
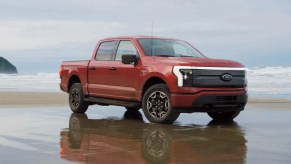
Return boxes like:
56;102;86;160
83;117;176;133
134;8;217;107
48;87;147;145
89;67;96;70
109;67;117;71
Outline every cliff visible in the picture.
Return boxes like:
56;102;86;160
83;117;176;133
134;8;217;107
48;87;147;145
0;57;18;74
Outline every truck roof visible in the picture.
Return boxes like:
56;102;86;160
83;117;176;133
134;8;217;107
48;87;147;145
100;36;177;41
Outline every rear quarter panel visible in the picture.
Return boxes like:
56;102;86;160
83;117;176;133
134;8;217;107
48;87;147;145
60;60;89;94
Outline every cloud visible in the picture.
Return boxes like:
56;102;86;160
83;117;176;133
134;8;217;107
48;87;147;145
0;20;127;50
0;0;291;70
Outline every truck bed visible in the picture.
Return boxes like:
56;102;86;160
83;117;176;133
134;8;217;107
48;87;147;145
60;60;90;93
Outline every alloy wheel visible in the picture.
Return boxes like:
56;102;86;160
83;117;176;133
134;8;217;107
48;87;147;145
146;91;170;119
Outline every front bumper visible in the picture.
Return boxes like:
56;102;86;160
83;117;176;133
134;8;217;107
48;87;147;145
171;90;247;113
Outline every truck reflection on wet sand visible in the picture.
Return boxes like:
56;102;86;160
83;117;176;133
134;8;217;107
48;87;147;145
60;111;247;164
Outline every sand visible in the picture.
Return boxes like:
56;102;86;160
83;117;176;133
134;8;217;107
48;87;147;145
0;91;290;109
0;92;68;108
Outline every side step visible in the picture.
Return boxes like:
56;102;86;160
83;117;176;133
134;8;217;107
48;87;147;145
84;97;141;108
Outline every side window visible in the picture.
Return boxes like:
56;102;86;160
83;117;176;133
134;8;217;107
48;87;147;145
115;41;138;61
96;41;116;61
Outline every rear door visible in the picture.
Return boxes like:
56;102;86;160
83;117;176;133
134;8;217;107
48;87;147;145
87;40;118;98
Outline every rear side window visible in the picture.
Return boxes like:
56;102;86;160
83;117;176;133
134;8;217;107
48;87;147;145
96;41;117;61
115;41;138;61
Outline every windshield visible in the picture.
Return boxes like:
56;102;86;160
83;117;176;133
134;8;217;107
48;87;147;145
137;38;205;58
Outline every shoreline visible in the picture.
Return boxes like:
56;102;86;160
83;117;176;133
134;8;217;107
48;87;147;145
0;91;290;109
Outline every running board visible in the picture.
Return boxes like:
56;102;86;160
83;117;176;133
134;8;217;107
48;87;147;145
84;97;141;108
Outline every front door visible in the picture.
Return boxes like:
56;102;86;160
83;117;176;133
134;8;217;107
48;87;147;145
109;40;141;101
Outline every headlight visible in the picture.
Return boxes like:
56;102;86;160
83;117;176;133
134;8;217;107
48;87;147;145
179;69;193;87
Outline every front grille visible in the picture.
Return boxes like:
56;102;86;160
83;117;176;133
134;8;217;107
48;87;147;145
192;69;246;88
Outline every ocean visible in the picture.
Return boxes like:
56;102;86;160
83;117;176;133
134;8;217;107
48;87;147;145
0;67;290;99
248;67;291;99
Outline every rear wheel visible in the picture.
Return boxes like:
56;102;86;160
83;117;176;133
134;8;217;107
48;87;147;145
207;111;240;122
142;84;179;124
69;83;88;113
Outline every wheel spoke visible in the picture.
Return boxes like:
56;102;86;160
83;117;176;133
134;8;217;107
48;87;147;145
147;101;152;109
158;111;166;118
159;92;166;99
165;100;169;108
150;92;157;99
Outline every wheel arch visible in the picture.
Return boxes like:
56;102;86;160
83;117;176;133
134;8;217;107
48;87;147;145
142;76;168;98
68;75;81;91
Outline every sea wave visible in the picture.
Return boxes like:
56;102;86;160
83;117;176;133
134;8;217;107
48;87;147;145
0;73;60;92
248;67;291;98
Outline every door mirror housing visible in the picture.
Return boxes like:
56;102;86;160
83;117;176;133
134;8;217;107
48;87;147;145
121;55;137;64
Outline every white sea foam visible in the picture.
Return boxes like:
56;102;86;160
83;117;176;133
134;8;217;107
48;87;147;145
247;67;291;98
0;67;290;98
0;73;60;92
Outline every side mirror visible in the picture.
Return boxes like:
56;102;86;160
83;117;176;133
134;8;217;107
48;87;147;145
122;55;137;64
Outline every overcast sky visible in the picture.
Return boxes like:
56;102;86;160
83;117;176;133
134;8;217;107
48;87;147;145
0;0;290;73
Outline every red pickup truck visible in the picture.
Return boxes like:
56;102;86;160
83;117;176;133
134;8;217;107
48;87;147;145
60;36;247;124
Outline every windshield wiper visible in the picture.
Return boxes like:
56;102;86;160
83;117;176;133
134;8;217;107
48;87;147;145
180;55;194;57
175;54;194;57
154;55;175;57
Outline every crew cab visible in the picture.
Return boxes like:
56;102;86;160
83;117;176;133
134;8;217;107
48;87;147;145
59;36;247;124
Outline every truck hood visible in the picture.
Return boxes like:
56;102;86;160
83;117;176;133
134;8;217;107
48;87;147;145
154;57;245;68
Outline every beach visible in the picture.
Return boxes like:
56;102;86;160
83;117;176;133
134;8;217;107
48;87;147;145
0;92;67;108
1;91;291;109
0;91;291;163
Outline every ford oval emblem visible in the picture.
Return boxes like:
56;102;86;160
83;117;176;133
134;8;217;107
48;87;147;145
221;73;233;81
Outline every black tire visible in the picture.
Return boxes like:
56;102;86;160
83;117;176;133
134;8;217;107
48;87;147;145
125;107;141;111
207;111;240;122
167;112;180;124
142;84;179;124
123;110;143;121
69;83;88;113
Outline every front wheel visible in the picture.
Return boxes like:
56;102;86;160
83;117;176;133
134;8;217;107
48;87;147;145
69;83;88;113
207;111;240;122
142;84;179;124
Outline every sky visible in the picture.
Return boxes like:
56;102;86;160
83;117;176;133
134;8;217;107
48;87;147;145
0;0;290;73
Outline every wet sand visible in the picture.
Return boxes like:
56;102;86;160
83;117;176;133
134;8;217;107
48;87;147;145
1;91;291;109
0;92;67;108
0;92;291;163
